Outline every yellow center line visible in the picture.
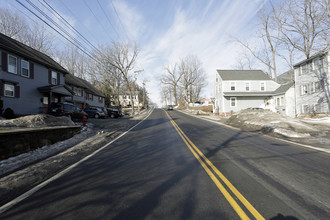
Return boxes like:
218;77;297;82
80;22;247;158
165;110;265;220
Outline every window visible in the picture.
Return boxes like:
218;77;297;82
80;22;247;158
4;83;15;97
245;82;250;91
98;97;103;103
73;87;83;96
281;97;284;106
276;98;280;106
8;55;17;74
87;93;93;100
230;97;237;107
301;84;308;95
123;96;126;99
21;60;29;77
260;82;265;91
230;82;236;91
51;71;58;85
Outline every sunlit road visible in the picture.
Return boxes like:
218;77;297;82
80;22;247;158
1;109;330;219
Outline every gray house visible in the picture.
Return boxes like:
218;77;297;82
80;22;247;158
0;33;73;115
294;50;330;115
214;70;281;115
64;74;105;108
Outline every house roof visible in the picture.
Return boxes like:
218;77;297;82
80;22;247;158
217;70;271;81
293;50;328;67
0;33;69;74
65;74;105;97
277;70;295;84
273;82;294;95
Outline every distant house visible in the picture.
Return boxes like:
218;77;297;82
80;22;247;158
294;50;330;115
118;91;140;107
214;70;281;115
0;33;73;115
64;74;105;108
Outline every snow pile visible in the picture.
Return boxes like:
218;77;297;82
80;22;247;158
226;109;328;138
0;114;74;128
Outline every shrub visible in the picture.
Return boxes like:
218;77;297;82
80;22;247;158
3;108;15;119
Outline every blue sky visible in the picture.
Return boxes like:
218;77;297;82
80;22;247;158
1;0;270;105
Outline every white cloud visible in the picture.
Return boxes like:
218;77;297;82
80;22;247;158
108;0;267;106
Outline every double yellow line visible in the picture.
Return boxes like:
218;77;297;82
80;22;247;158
165;111;264;220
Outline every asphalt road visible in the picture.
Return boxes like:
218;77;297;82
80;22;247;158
1;108;330;219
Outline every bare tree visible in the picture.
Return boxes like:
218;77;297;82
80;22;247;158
236;2;283;81
281;0;329;59
105;41;140;115
179;55;206;104
233;47;256;70
0;8;28;38
161;64;182;105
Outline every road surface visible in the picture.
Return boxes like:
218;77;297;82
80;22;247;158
1;108;329;219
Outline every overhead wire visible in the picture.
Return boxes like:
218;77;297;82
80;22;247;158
15;0;99;64
25;0;89;53
110;0;130;41
82;0;113;41
96;0;120;40
39;0;102;55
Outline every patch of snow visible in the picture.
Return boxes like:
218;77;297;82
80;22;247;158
274;128;311;138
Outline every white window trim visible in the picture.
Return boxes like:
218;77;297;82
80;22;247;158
8;55;17;74
230;97;237;107
21;60;30;77
230;82;236;91
4;83;15;97
51;71;57;85
260;82;266;91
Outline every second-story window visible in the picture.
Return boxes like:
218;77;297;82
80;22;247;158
21;60;29;77
8;55;17;74
230;82;236;91
98;97;103;103
51;71;58;85
245;82;250;91
260;82;265;91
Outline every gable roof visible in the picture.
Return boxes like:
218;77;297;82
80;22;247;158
0;33;69;74
277;70;295;84
273;82;294;95
217;70;271;80
65;74;105;97
293;50;328;67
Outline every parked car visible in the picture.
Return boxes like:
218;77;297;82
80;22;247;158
107;107;122;118
99;107;108;118
47;102;88;121
83;106;106;119
167;105;174;110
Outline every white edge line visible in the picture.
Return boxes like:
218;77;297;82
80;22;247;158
177;110;330;154
0;108;154;215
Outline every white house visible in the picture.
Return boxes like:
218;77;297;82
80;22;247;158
214;70;281;115
118;91;140;107
294;50;330;115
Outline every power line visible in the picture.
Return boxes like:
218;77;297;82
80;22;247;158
110;0;130;41
39;0;101;54
15;0;99;64
96;0;120;40
82;0;113;41
26;0;89;53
